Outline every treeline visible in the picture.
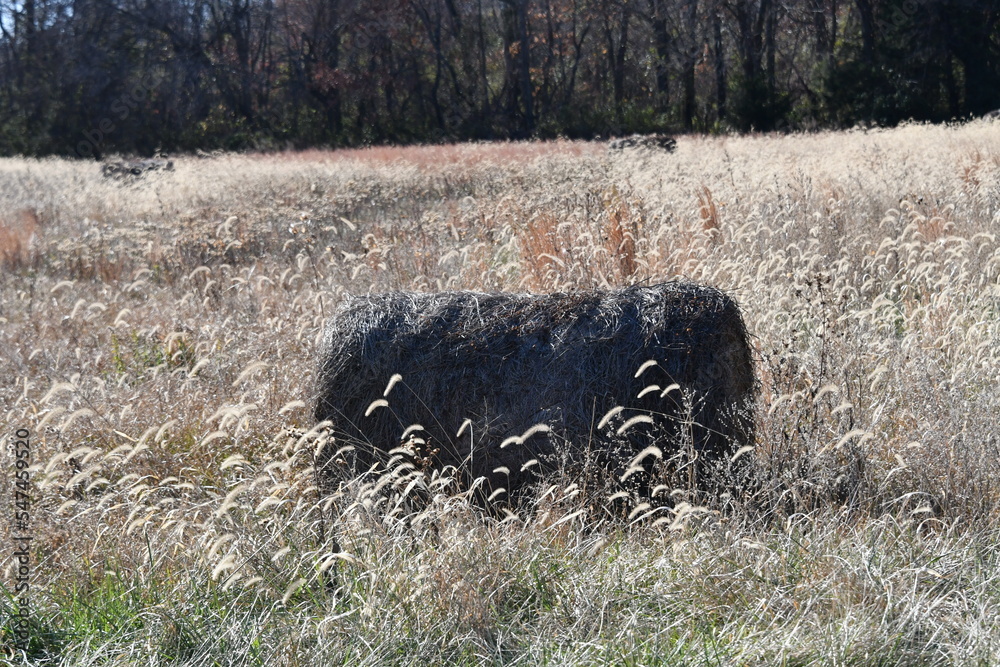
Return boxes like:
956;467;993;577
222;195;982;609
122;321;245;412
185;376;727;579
1;0;998;157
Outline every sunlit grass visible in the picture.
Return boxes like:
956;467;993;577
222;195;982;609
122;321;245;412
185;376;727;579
2;121;1000;664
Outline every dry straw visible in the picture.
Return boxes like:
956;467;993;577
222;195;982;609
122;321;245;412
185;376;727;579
315;281;756;507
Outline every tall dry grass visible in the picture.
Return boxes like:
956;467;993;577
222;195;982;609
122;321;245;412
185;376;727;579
2;123;1000;664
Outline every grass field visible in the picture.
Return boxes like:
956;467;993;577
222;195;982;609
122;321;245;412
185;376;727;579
3;121;1000;664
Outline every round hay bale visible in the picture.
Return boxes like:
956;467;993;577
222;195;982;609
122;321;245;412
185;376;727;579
314;281;756;508
608;134;677;153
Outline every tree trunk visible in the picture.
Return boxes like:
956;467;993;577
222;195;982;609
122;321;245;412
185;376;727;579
477;0;491;135
603;4;629;121
615;7;628;115
714;7;726;121
811;0;832;68
516;0;534;135
501;0;520;129
682;0;700;130
682;63;696;129
649;0;671;112
830;0;837;68
855;0;875;66
765;0;775;106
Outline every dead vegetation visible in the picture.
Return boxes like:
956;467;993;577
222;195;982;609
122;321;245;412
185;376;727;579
2;123;1000;663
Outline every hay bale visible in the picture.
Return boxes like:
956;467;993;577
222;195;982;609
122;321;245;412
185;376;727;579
314;282;755;506
608;134;677;153
100;157;174;180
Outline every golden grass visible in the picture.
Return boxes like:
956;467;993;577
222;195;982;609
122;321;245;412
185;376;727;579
0;208;39;270
3;121;1000;663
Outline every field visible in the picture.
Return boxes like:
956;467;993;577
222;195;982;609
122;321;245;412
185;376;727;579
2;122;1000;665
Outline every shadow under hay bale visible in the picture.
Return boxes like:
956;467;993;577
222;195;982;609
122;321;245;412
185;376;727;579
314;282;756;513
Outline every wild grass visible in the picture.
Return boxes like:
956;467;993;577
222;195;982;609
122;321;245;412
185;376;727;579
2;122;1000;664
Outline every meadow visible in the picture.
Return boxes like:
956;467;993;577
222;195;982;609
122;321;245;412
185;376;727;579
2;121;1000;665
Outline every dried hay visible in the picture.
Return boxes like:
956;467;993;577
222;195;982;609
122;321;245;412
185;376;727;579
608;134;677;153
101;157;174;181
314;281;756;508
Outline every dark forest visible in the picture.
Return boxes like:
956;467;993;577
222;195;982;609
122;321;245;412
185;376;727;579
1;0;998;156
